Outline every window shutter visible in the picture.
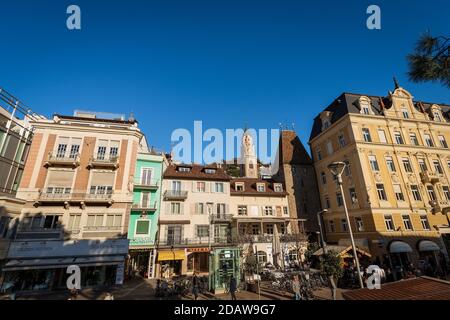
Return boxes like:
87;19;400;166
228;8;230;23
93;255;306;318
180;203;184;215
165;202;170;215
226;204;229;214
192;181;197;192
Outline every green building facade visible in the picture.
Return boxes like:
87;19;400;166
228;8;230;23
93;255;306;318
127;152;165;279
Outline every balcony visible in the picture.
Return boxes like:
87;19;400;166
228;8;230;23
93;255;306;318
233;233;306;244
210;213;233;223
163;190;188;200
15;226;63;240
430;199;450;213
158;237;232;247
36;191;114;207
82;225;123;238
132;202;158;212
88;154;119;169
420;170;440;184
133;177;159;190
44;152;80;167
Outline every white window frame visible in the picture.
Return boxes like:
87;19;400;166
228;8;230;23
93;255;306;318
134;219;151;237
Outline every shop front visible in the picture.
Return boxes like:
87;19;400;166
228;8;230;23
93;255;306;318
388;240;413;280
0;239;129;292
187;248;210;274
417;240;443;276
127;248;156;279
209;247;240;294
157;249;185;278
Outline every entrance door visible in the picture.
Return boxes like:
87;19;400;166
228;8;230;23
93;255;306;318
218;251;235;290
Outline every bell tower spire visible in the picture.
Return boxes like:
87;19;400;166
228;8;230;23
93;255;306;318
240;129;258;178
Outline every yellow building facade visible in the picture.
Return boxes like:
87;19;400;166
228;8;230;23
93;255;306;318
309;84;450;273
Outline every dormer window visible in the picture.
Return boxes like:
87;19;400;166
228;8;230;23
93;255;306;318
178;166;191;172
274;183;283;192
256;183;266;192
358;96;374;115
235;183;244;192
401;107;409;119
320;111;332;131
204;168;216;174
434;111;442;122
362;105;370;115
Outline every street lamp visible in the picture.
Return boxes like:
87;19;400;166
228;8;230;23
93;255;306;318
317;209;337;300
327;161;364;289
317;209;328;253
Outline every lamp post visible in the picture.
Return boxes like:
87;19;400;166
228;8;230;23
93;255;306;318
317;209;328;253
317;209;337;300
327;161;364;289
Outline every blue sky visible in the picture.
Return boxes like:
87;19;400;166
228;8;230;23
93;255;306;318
1;0;449;157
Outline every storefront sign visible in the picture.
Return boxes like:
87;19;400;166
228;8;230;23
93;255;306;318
130;237;153;246
115;262;125;285
187;247;210;253
7;239;130;259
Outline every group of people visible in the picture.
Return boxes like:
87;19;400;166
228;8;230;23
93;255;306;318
191;272;237;300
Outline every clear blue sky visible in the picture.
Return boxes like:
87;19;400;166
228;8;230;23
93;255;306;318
1;0;449;155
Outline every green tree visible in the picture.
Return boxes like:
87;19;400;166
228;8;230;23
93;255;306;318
407;32;449;88
304;242;319;263
320;250;344;280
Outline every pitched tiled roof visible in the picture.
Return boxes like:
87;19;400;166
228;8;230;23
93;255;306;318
309;92;450;141
163;164;230;181
279;130;313;165
230;178;288;197
343;277;450;300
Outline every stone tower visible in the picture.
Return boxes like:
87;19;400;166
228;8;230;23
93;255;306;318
240;130;258;178
273;130;321;234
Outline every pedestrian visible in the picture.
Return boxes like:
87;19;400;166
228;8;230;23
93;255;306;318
104;292;114;300
229;276;237;300
292;275;301;300
192;272;199;300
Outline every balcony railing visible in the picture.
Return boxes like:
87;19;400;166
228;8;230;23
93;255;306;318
420;170;440;184
15;226;63;240
158;237;232;246
233;233;306;244
36;191;114;206
163;190;188;200
133;177;159;189
132;202;158;211
88;153;119;169
210;213;233;223
430;199;450;213
45;152;80;167
83;225;122;232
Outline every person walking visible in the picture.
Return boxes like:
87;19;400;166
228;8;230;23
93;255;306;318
229;276;237;300
292;275;301;300
192;272;199;300
104;292;114;300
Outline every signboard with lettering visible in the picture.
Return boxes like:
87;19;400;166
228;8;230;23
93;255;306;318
115;262;125;285
187;247;210;253
7;239;130;259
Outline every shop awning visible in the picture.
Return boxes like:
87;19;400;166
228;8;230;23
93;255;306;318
389;241;413;253
2;255;125;271
418;240;440;252
157;250;185;261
